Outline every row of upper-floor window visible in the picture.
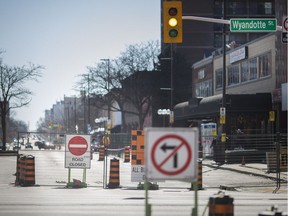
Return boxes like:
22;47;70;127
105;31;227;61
214;0;274;16
215;51;272;89
194;51;272;97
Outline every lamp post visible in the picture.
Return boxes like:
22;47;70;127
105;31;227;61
82;74;91;134
170;44;174;127
100;59;111;123
160;44;174;127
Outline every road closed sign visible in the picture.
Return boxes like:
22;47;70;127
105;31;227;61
145;127;198;181
65;135;91;169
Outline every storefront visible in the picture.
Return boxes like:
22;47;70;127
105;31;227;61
174;93;272;134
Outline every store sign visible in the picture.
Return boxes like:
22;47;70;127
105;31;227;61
229;46;248;64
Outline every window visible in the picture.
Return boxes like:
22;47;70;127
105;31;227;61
228;64;240;86
214;0;223;16
195;80;212;97
259;52;271;78
264;2;273;15
227;1;246;15
215;69;223;89
249;58;257;80
249;1;274;15
214;33;223;48
241;61;249;82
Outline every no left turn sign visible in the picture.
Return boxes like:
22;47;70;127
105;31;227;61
145;127;198;181
283;17;288;44
283;18;288;32
151;134;192;176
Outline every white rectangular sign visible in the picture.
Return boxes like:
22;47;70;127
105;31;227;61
145;127;198;181
131;165;145;182
65;134;91;169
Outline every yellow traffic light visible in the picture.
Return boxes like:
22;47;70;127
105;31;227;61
163;1;182;43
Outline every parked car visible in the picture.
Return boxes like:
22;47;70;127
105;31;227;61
13;143;21;151
45;142;55;150
25;143;33;149
0;143;10;150
36;141;55;150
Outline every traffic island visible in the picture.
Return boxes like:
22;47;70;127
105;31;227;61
66;179;87;188
137;182;159;190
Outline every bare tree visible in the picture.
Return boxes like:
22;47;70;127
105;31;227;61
0;56;43;150
79;40;160;131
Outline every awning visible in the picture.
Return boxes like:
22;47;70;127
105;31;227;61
174;93;272;121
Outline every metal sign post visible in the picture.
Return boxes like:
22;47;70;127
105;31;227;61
65;134;91;188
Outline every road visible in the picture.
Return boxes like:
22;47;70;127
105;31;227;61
0;149;287;216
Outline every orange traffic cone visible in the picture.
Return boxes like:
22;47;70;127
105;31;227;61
241;156;245;165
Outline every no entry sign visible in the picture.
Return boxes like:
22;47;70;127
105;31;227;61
65;135;91;169
68;136;88;156
145;128;198;181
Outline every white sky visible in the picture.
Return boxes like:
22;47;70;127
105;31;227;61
0;0;160;130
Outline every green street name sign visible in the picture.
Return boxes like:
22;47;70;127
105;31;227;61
230;18;277;32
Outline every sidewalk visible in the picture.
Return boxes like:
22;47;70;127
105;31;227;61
203;159;288;182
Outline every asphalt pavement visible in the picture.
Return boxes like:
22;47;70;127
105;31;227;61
0;150;287;216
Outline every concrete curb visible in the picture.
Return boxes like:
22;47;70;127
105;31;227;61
0;151;18;156
203;163;287;182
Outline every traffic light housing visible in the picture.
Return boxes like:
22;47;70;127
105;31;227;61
163;1;182;43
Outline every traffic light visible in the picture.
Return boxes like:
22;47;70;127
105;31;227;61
163;1;182;43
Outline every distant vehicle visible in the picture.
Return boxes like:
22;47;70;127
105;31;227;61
25;143;33;149
36;141;55;150
13;143;21;151
91;142;100;152
0;143;10;150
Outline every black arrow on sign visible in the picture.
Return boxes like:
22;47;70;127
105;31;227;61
161;143;176;152
161;143;178;168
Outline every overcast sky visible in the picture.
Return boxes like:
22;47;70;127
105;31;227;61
0;0;160;130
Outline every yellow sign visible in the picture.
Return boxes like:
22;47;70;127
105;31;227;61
212;128;217;136
269;111;275;122
102;136;110;147
221;133;226;142
220;116;226;124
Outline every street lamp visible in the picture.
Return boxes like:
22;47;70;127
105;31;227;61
100;59;111;122
82;74;91;134
160;45;174;127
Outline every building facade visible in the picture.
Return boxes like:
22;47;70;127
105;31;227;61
174;31;287;134
160;0;287;132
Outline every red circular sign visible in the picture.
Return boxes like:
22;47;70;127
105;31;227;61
284;18;288;31
68;136;88;156
151;134;192;176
